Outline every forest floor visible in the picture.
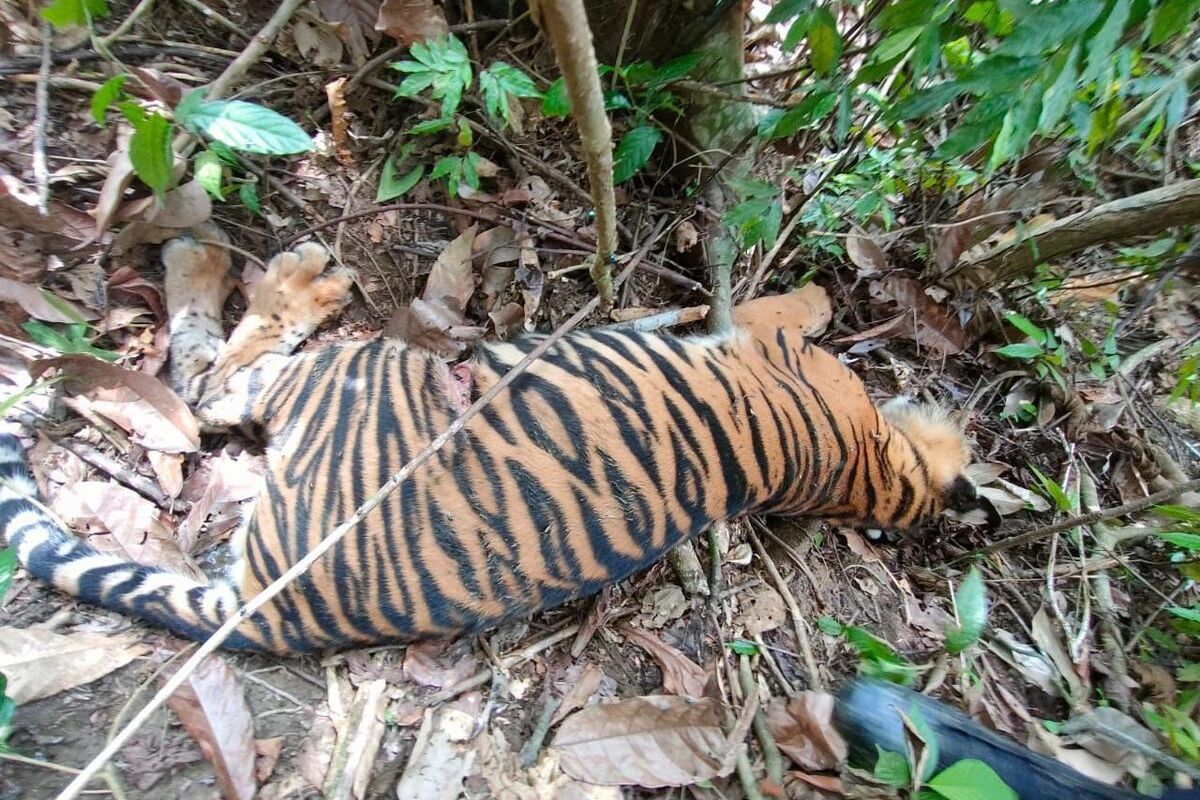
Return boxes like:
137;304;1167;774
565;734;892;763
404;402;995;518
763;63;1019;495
1;1;1199;799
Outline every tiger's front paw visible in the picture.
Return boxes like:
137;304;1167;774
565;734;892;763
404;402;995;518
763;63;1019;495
252;242;354;331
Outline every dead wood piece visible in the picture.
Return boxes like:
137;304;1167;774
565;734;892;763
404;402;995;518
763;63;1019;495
948;179;1200;289
56;438;170;508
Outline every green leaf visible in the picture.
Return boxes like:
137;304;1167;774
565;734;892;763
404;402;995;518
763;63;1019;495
875;0;937;31
988;89;1041;170
1148;0;1200;46
542;77;570;117
1177;663;1200;682
765;0;811;23
22;321;118;360
996;0;1104;57
126;109;174;196
905;705;940;782
193;149;225;200
479;62;542;127
758;89;837;139
728;638;761;655
1168;606;1200;623
410;116;454;135
175;94;310;155
377;156;424;202
928;759;1017;800
1005;312;1046;344
944;567;987;654
42;0;108;28
995;342;1044;360
1084;0;1131;83
874;747;912;788
90;74;126;126
239;181;261;215
1039;44;1080;131
613;125;662;183
783;11;815;49
389;36;473;117
817;616;843;635
0;548;16;603
806;8;841;75
873;26;925;64
0;689;13;745
1160;532;1200;551
650;53;703;85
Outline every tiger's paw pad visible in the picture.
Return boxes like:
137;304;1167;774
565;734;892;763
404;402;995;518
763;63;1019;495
254;242;354;327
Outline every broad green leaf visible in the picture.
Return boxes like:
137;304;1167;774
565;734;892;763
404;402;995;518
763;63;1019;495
783;11;815;49
988;88;1041;170
806;8;841;75
542;77;570;117
873;26;925;64
389;35;472;117
935;96;1008;159
21;321;118;360
1177;663;1200;682
193;149;224;200
944;567;987;654
462;151;481;190
90;74;126;126
904;705;940;782
479;62;542;127
650;53;703;85
874;747;911;788
817;616;843;635
875;0;938;31
1084;0;1131;83
728;638;761;655
765;0;811;23
994;342;1044;360
126;109;173;196
758;89;837;139
1148;0;1200;45
175;95;310;155
410;117;454;135
41;0;108;28
928;759;1017;800
1168;606;1200;623
996;0;1104;57
613;125;662;183
0;548;16;603
1005;312;1046;344
239;181;261;215
1160;532;1200;551
0;685;12;745
1039;45;1080;131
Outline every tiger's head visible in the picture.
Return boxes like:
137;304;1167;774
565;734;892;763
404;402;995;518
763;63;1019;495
879;397;1000;532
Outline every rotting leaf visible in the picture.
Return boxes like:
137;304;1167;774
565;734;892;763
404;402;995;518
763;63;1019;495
764;693;848;771
166;654;257;800
551;663;606;725
92;147;137;236
869;276;969;355
325;77;355;167
551;695;739;788
402;639;477;689
623;627;707;697
0;627;148;704
0;277;96;323
734;584;787;637
846;230;888;275
396;697;480;799
32;355;200;452
374;0;448;45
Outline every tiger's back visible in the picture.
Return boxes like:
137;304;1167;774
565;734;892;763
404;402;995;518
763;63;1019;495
0;234;993;654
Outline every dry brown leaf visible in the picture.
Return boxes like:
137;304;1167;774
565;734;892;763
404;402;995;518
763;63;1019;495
255;737;285;783
1027;726;1127;785
397;698;480;799
623;627;707;697
0;276;97;322
734;584;787;636
552;663;606;725
298;702;338;791
934;194;986;273
674;220;700;252
167;654;257;800
33;355;200;452
51;480;200;577
92;147;136;236
323;678;389;799
293;17;345;66
0;172;94;243
316;0;381;61
551;695;740;788
148;450;184;499
868;276;969;355
403;639;478;689
637;583;688;629
374;0;447;44
325;77;355;167
126;180;213;229
764;693;847;771
0;626;148;703
846;230;888;275
425;226;477;309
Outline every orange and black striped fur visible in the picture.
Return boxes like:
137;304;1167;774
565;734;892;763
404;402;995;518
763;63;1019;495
0;227;995;653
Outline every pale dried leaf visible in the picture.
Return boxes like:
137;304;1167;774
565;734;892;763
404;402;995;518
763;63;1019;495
424;227;477;310
325;77;355;167
324;678;389;799
551;695;736;788
0;626;148;703
403;639;478;689
375;0;447;44
673;221;699;252
764;693;847;771
397;701;480;799
293;18;344;66
255;737;285;784
637;583;688;629
623;627;707;697
92;148;136;236
846;230;888;275
964;462;1008;485
148;450;184;499
1031;607;1087;705
0;172;94;242
735;584;786;636
33;355;200;452
552;663;606;725
1027;726;1127;785
934;194;985;273
167;654;256;800
298;703;337;791
122;180;212;228
869;276;969;355
0;276;97;322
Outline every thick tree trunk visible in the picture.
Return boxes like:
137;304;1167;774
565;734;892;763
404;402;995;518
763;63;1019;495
946;179;1200;290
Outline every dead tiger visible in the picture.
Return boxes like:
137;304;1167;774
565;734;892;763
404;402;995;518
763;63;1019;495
0;226;996;653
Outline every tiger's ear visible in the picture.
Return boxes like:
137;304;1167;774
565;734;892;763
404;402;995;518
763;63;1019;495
943;475;1001;531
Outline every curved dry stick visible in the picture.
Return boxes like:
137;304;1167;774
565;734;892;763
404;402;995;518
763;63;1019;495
55;222;667;800
205;0;306;99
532;0;619;311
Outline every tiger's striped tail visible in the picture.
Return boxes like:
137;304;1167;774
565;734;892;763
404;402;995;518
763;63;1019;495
0;434;261;650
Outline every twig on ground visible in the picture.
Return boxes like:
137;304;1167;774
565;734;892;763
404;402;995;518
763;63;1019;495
748;523;824;692
56;438;169;508
205;0;305;99
668;540;710;596
708;522;726;611
533;0;619;310
739;654;784;786
0;752;85;775
97;0;155;47
1079;472;1132;711
175;0;249;41
518;693;561;767
57;221;669;800
33;22;52;217
973;477;1200;558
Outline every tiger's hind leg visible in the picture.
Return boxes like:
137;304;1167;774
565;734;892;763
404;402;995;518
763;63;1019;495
191;240;354;428
163;223;235;406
